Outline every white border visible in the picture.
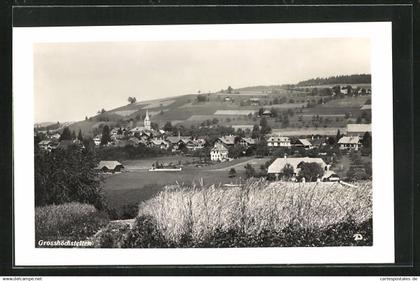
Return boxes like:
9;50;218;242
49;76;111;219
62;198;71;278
13;22;394;266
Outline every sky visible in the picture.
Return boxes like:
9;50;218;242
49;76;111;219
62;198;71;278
34;38;370;123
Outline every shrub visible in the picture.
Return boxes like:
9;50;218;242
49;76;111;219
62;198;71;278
119;216;168;248
35;202;109;244
91;221;131;248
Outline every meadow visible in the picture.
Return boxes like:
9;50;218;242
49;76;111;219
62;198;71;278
101;156;265;217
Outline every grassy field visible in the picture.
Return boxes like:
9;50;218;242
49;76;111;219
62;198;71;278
101;156;263;215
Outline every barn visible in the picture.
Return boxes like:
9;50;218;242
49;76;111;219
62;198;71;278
97;161;124;173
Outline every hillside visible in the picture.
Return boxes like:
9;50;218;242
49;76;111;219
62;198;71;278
59;75;372;136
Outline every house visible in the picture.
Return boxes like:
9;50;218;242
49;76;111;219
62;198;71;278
249;98;260;106
210;142;229;162
231;125;255;132
322;170;340;182
38;140;52;151
267;156;329;180
293;138;313;149
50;133;61;140
266;136;291;147
261;109;272;117
310;137;327;148
150;139;170;150
347;123;371;137
96;161;124;173
185;138;206;151
55;140;83;150
216;135;236;147
360;104;371;111
93;135;101;146
338;136;361;150
239;137;256;148
340;86;350;95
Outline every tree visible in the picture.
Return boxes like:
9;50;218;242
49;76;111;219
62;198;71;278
101;108;106;114
100;125;111;145
298;162;324;182
59;127;72;141
227;86;233;94
77;129;83;141
163;121;173;132
228;168;237;178
281;163;294;180
128;97;137;104
71;130;77;140
260;117;271;134
336;129;343;143
251;125;261;139
255;139;268;157
244;163;256;178
361;132;372;149
35;146;104;209
228;145;243;159
151;122;159;130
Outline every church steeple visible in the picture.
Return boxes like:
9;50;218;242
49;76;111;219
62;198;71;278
144;110;151;130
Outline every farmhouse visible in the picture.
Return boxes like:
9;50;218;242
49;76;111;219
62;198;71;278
267;157;329;180
38;140;53;151
150;139;170;150
249;98;261;106
347;123;371;136
216;135;236;147
210;142;229;162
261;109;272;117
239;137;256;148
97;161;124;173
232;125;255;132
266;136;291;147
293;138;313;149
338;136;361;150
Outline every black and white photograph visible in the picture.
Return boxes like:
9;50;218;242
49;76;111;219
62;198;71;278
12;22;396;265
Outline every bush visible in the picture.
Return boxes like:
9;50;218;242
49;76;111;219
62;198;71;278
35;202;109;244
119;216;168;248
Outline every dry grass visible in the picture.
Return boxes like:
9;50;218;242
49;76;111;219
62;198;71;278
138;180;372;244
35;202;109;242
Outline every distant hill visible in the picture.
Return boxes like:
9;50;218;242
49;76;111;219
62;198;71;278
37;74;371;136
296;74;371;87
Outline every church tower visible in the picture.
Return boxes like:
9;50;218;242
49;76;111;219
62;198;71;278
144;110;151;130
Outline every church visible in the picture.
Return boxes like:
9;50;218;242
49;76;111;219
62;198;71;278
129;110;152;133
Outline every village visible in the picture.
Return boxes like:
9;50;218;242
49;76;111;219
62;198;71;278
35;103;372;183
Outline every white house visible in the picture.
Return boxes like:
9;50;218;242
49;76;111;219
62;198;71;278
266;136;291;147
267;156;329;180
210;142;229;162
338;136;361;150
93;135;101;146
347;123;371;137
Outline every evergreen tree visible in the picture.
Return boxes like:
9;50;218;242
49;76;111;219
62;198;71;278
77;129;83;141
59;127;72;141
100;125;111;145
